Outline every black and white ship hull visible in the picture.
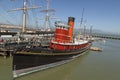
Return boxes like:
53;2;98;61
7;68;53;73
13;42;91;78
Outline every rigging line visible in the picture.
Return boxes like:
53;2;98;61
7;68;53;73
40;0;45;8
7;0;20;24
0;6;14;25
10;13;20;25
12;1;23;25
32;0;40;28
30;0;36;23
29;0;35;6
18;12;22;27
48;16;51;29
26;10;30;28
13;11;22;25
28;0;38;28
11;0;21;9
0;12;14;25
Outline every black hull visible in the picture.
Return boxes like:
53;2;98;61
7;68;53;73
13;43;91;78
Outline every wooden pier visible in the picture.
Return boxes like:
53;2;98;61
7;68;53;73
0;31;54;36
0;52;7;59
0;47;13;58
90;46;103;52
0;31;54;58
92;33;120;40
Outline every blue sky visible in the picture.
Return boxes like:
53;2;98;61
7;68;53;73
0;0;120;33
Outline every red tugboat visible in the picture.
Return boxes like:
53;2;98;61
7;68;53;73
50;17;90;52
13;17;92;78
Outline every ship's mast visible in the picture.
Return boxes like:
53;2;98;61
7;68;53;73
8;0;41;33
84;24;86;37
22;0;27;33
46;0;49;31
90;25;92;39
40;0;55;31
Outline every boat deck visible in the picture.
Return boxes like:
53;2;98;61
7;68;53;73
16;43;91;55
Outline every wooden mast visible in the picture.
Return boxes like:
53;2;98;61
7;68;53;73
40;0;55;31
22;0;27;33
8;0;41;33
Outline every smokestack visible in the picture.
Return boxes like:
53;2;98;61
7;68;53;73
68;17;75;27
68;17;75;42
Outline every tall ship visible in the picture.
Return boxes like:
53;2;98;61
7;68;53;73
12;0;92;78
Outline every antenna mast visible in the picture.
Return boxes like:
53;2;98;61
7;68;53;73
80;8;84;34
8;0;41;33
40;0;55;31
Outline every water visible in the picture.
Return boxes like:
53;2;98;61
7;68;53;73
0;57;13;80
1;39;120;80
